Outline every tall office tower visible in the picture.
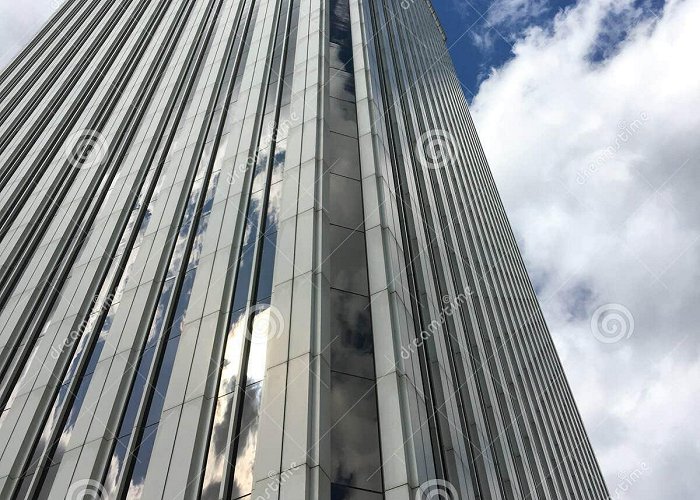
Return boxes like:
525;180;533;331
0;0;608;498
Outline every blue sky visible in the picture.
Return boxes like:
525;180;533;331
434;0;578;98
434;0;666;99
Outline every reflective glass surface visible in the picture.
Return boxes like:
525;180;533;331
330;372;383;492
329;226;369;296
327;132;361;180
329;174;364;230
330;290;375;380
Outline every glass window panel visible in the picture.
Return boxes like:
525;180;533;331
231;382;263;499
329;226;369;296
145;336;181;427
329;174;364;230
329;42;354;73
255;232;277;304
329;0;352;46
330;372;382;492
271;140;286;184
327;132;361;180
264;182;282;234
231;244;255;312
330;290;374;379
170;269;196;339
328;98;358;138
331;484;383;500
119;347;155;437
329;69;356;102
201;391;235;500
126;423;158;500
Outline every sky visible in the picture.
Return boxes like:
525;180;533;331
1;0;698;497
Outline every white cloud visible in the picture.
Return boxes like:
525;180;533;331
0;0;57;70
471;0;700;496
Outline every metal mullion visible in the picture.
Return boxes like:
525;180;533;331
0;0;128;161
404;22;530;500
0;0;172;411
0;0;202;496
86;0;228;491
443;68;604;497
440;74;572;500
0;0;95;113
404;14;542;499
0;0;142;240
384;3;505;497
113;1;254;496
219;0;294;495
363;0;447;485
456;92;608;496
436;65;581;499
375;4;489;498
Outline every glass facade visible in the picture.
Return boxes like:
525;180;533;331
0;0;607;499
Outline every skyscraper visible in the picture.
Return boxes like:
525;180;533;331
0;0;608;498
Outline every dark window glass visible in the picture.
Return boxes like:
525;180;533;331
231;243;255;312
331;484;383;500
327;132;361;180
37;464;59;500
329;42;354;73
329;226;369;295
329;0;352;46
329;69;356;102
119;347;155;437
127;423;158;499
330;372;382;491
145;336;181;427
328;98;358;138
329;174;364;230
255;232;277;304
146;278;175;348
170;269;196;339
330;290;374;379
